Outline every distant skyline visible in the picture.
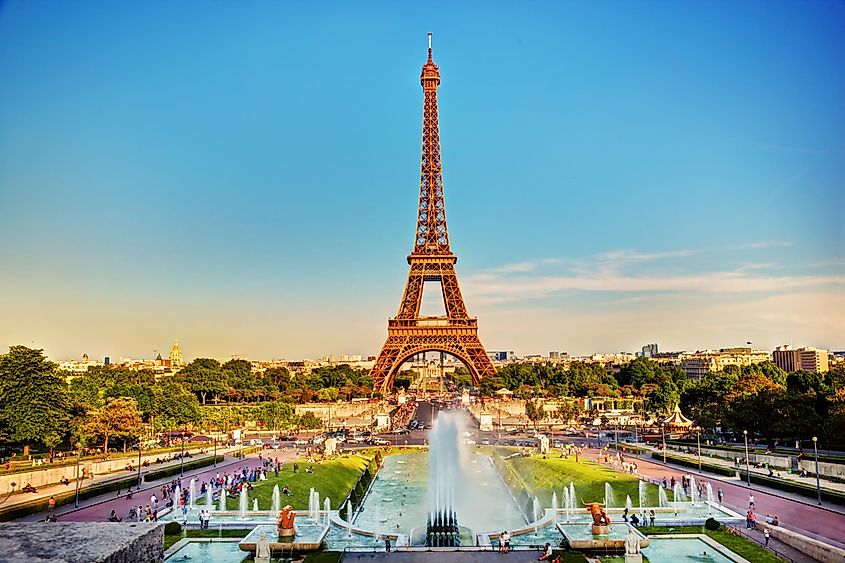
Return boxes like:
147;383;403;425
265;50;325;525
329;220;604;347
1;1;843;361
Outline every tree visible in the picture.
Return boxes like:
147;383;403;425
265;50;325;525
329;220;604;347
525;399;544;430
0;346;71;456
87;397;142;452
153;381;201;430
298;412;322;430
555;400;580;424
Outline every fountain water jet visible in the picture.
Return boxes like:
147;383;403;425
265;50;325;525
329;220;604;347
551;492;558;522
253;498;259;512
188;479;196;510
219;489;226;512
323;497;331;525
426;411;462;546
625;495;633;511
705;482;714;515
271;485;280;517
346;502;353;538
638;480;646;509
239;488;249;518
604;482;616;509
206;485;214;510
658;486;668;508
689;475;698;506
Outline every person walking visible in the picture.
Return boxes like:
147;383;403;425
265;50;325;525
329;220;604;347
48;496;56;512
717;487;723;505
748;493;755;509
501;530;511;554
763;527;770;546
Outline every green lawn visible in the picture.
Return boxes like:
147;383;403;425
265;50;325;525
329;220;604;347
163;528;250;550
225;454;371;511
640;525;782;563
499;449;667;509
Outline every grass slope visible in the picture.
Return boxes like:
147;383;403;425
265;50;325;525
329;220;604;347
225;454;370;511
501;450;665;509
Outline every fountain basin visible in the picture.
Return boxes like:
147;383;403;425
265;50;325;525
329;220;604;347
238;523;329;554
558;522;649;551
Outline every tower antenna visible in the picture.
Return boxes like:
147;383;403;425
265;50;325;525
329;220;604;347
428;32;432;49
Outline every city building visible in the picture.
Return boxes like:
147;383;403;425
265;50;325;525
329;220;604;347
773;345;829;373
169;340;183;367
488;351;515;362
641;343;659;358
679;347;771;380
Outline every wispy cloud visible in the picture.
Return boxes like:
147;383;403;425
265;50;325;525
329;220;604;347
464;245;843;305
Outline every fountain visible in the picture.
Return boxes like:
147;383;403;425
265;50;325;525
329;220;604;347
551;492;558;522
689;475;697;506
271;485;280;517
426;411;462;547
638;480;646;509
219;488;226;512
658;486;668;508
625;495;633;512
346;502;353;538
188;478;196;510
562;487;571;522
323;497;331;525
604;482;616;509
174;485;182;509
308;488;320;522
239;488;249;518
673;482;684;504
206;485;214;510
705;482;714;515
253;498;259;512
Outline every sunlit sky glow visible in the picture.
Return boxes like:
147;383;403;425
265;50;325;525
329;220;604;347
1;1;843;361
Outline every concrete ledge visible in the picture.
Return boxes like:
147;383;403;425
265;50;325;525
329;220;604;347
769;526;845;563
0;522;164;563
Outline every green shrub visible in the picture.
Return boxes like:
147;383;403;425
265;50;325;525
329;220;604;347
143;455;223;482
651;452;737;477
164;521;182;534
704;517;720;531
739;471;845;505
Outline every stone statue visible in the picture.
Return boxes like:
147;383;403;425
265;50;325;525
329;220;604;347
255;531;272;563
624;526;643;563
582;501;612;526
625;527;640;554
277;505;296;537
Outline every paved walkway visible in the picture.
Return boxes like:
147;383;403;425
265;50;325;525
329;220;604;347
642;443;845;496
0;446;239;514
19;448;300;523
585;448;845;555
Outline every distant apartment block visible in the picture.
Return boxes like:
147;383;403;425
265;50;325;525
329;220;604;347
641;343;659;358
679;347;771;380
773;345;829;373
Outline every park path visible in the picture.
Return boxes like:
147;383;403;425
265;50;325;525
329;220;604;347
584;448;845;553
20;448;300;523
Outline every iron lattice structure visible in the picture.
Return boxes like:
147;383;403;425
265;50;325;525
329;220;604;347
370;38;496;395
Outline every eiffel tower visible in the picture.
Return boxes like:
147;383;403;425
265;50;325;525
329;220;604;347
370;35;496;395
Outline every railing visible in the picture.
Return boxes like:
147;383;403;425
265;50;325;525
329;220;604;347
723;522;798;563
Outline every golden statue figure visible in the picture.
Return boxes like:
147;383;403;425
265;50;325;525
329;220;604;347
277;505;296;537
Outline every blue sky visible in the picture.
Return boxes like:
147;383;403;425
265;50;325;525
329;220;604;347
1;1;843;361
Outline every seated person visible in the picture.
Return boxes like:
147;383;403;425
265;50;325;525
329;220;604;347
630;514;640;526
22;483;37;493
538;542;555;561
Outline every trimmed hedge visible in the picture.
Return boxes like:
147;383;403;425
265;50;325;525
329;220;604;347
143;455;224;482
652;452;737;477
609;443;649;455
0;474;137;522
666;440;845;465
738;471;845;506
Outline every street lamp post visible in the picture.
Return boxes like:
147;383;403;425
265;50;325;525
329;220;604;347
812;436;822;505
697;431;702;473
179;432;185;477
743;430;751;486
136;441;142;488
74;445;82;508
213;437;218;468
661;423;667;464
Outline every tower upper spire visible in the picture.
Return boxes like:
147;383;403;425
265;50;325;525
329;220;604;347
414;33;448;256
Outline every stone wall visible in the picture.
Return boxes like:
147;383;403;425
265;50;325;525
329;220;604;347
0;522;164;562
294;400;385;420
769;525;845;563
0;450;218;495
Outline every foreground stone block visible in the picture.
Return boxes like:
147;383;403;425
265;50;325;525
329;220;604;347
0;522;164;563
